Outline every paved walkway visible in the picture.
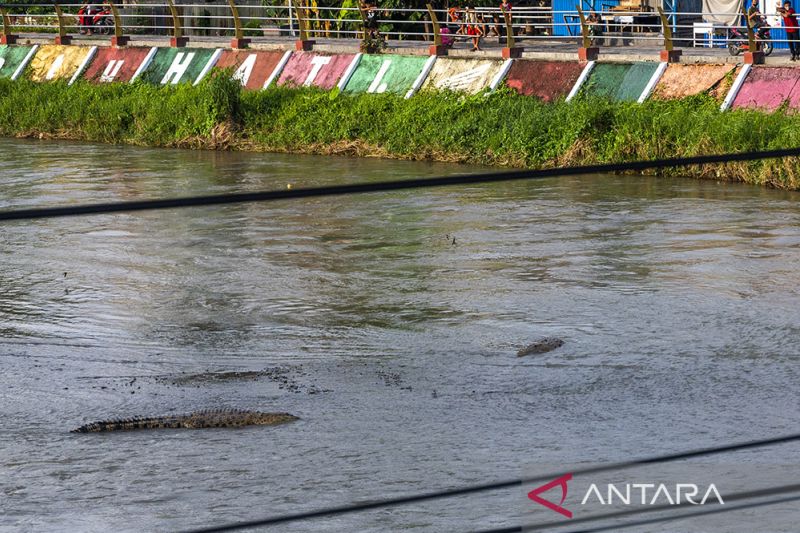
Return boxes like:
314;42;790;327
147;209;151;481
15;31;800;65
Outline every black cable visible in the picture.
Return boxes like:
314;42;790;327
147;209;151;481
566;495;800;533
470;482;800;533
2;147;800;222
180;432;800;532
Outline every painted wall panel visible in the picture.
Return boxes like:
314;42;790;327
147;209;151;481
582;62;659;101
732;67;800;110
26;45;93;82
505;60;584;101
82;47;154;83
0;45;36;79
138;48;219;85
343;54;429;95
215;50;286;90
277;52;355;89
651;64;735;100
422;58;505;94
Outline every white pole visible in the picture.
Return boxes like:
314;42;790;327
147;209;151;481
288;0;294;36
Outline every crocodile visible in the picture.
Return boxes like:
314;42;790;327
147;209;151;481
517;337;564;357
72;409;298;433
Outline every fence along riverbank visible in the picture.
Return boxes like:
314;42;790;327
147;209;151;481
2;4;800;187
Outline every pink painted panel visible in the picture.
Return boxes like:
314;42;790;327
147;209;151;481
732;67;800;110
215;50;285;90
277;52;355;90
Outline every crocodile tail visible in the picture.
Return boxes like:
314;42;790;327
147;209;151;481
71;416;184;432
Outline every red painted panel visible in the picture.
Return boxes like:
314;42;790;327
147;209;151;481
505;60;584;102
215;50;286;90
732;66;800;111
277;52;355;90
82;47;153;83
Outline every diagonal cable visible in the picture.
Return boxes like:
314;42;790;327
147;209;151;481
180;432;800;532
470;482;800;533
2;147;800;222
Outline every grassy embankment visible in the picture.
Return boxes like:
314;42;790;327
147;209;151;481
1;73;800;188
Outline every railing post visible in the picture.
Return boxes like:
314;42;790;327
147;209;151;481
657;7;680;62
426;4;447;56
228;0;249;49
292;0;314;51
501;6;521;58
166;0;188;48
108;1;129;47
576;6;598;61
0;8;18;45
53;2;71;45
741;6;764;64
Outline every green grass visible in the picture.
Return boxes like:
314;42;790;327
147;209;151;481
1;73;799;188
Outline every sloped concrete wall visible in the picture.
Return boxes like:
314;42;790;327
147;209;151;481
215;50;286;90
0;45;35;79
138;48;219;85
651;64;735;100
421;58;505;94
26;45;94;82
505;60;584;102
583;62;659;102
277;52;355;89
82;47;154;83
343;55;429;95
732;67;800;110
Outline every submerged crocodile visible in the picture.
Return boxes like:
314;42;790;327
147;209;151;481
72;409;298;433
517;337;565;357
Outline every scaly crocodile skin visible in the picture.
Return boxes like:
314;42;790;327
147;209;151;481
72;409;298;432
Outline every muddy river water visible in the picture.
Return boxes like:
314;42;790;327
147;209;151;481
1;138;799;532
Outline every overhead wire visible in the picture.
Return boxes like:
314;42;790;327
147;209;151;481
470;482;800;533
181;432;800;532
2;146;800;222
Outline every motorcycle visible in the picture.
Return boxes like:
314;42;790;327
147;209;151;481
77;4;114;36
728;17;774;56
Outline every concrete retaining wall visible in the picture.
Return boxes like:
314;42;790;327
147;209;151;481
137;48;220;85
505;60;584;102
215;50;287;90
82;47;155;83
26;45;95;83
0;45;36;80
582;62;660;102
732;66;800;110
11;43;800;113
422;58;505;94
343;54;429;95
651;64;735;100
277;52;356;89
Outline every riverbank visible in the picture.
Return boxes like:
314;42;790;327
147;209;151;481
2;74;799;189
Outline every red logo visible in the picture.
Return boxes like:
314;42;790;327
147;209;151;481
527;473;573;518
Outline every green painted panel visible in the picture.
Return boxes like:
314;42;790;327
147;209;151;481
343;55;428;95
618;62;659;101
139;48;216;85
584;62;658;102
0;45;35;79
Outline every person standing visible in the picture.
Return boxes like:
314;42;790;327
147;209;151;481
778;1;800;60
748;0;764;33
465;6;483;51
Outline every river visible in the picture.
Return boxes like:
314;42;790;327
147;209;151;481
1;138;799;532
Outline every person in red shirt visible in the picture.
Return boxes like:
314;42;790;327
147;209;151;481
778;1;800;60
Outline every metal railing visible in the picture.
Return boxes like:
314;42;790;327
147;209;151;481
1;2;798;51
